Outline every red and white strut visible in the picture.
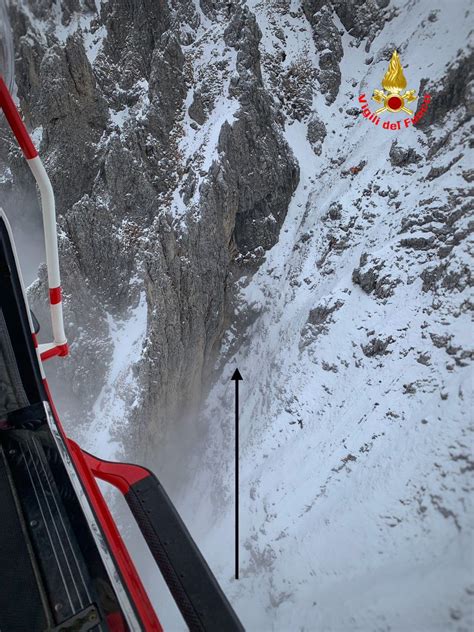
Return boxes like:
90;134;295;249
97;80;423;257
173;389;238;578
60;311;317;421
0;76;68;361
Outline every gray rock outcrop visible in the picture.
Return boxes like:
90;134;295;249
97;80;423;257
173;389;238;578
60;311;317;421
1;0;298;460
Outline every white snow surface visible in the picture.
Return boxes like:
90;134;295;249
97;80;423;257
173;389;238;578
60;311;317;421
170;21;240;219
173;2;473;631
83;291;147;460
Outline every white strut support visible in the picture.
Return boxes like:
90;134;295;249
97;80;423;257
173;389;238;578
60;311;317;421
27;156;67;353
27;157;61;289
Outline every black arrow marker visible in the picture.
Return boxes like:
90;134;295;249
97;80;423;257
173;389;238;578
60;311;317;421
231;368;242;580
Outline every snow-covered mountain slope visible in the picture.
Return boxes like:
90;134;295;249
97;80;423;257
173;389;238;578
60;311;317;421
172;2;473;631
1;0;472;630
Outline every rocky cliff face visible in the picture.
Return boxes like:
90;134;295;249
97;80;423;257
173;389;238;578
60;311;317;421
1;0;473;630
2;0;298;454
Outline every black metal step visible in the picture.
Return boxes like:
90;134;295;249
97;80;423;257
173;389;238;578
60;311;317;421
0;443;50;631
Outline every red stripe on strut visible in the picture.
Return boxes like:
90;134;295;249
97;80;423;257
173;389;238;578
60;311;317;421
49;286;62;304
40;342;69;361
0;76;38;159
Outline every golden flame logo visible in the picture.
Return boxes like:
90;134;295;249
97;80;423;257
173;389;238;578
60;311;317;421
381;51;407;93
372;50;417;115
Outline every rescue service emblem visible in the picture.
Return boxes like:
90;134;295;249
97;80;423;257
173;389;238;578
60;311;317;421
358;50;430;130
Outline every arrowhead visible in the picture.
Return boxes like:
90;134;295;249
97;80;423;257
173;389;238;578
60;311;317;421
231;368;243;381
